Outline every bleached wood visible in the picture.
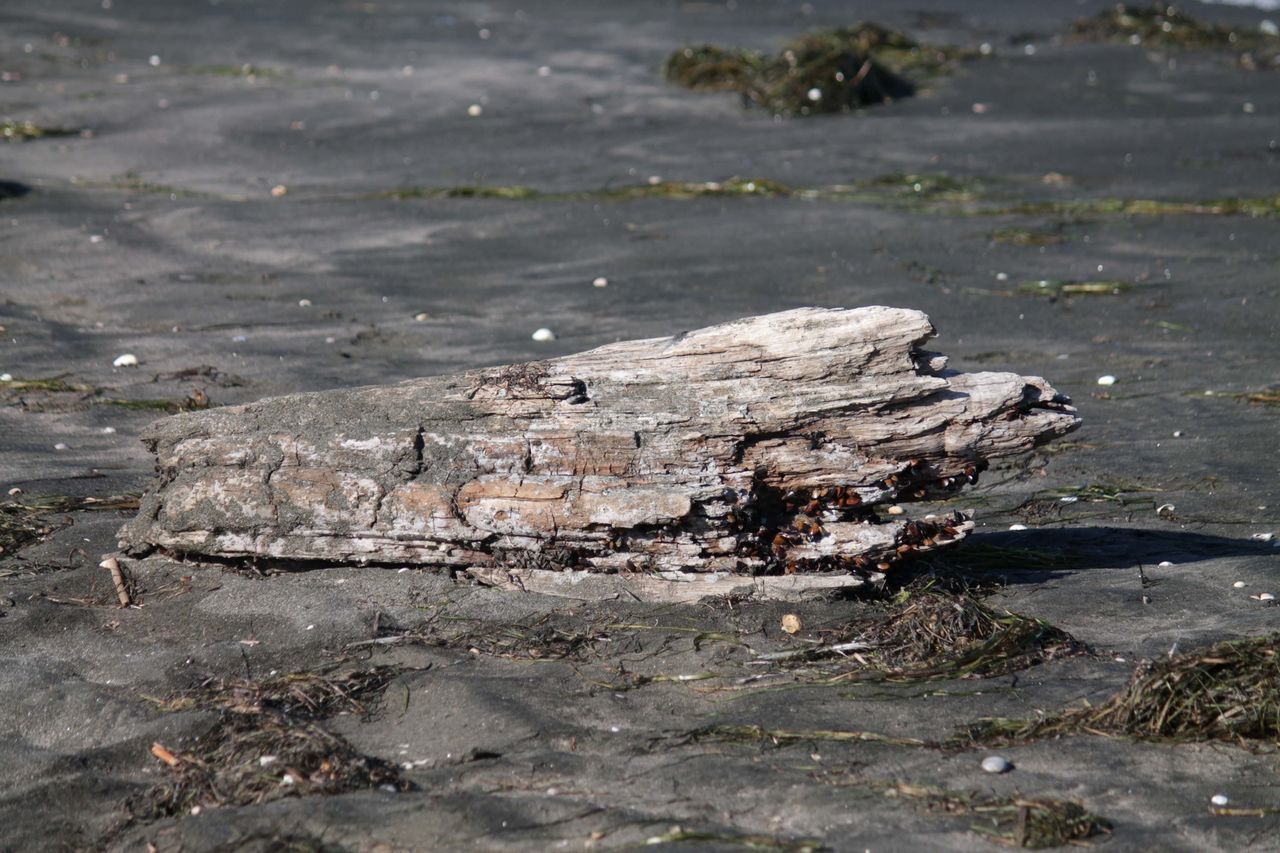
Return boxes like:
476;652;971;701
118;307;1078;595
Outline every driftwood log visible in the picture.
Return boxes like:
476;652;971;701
118;307;1079;601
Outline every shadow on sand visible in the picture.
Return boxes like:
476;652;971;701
933;527;1275;584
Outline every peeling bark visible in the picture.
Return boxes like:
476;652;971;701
118;307;1079;598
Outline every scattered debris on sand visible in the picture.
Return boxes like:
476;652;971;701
129;666;411;821
663;24;975;115
1071;2;1280;70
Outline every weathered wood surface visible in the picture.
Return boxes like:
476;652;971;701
118;307;1079;597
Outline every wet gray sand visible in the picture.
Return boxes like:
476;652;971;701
2;1;1279;850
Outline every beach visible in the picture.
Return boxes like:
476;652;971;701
2;1;1278;849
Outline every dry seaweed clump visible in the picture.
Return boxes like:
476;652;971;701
857;589;1082;678
884;783;1112;849
131;666;411;820
1072;3;1280;70
961;632;1280;745
663;24;973;115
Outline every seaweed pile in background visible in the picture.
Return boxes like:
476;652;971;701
1072;2;1280;70
663;23;974;115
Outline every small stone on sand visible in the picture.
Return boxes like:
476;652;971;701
1008;524;1028;531
887;505;904;515
297;298;312;307
1096;375;1117;386
1211;794;1230;806
271;185;288;197
112;353;139;367
981;756;1011;773
414;312;430;322
592;276;608;288
531;328;556;342
1234;581;1247;588
467;104;483;117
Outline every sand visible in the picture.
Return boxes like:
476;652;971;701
1;1;1278;849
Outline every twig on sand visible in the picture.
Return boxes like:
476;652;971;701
100;556;132;607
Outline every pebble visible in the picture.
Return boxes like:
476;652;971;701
887;505;905;515
112;353;139;367
271;185;288;197
0;373;11;382
297;298;312;307
807;87;822;101
258;755;277;766
53;443;70;451
1262;20;1279;36
1234;581;1247;588
466;104;483;117
1096;375;1117;386
148;54;161;67
102;426;116;434
995;272;1008;281
531;327;557;342
981;755;1012;774
1211;794;1230;807
780;614;802;634
1172;430;1183;438
414;312;430;322
1008;524;1028;531
592;276;608;288
537;65;552;77
89;235;104;243
1158;561;1173;567
1253;593;1275;602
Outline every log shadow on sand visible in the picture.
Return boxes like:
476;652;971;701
928;527;1275;585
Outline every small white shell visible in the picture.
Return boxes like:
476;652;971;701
1211;794;1230;806
531;328;557;342
112;353;139;368
1158;561;1173;567
466;104;483;117
1096;375;1117;386
1156;503;1176;516
297;298;312;307
592;276;608;288
0;373;11;382
1008;524;1028;531
1251;532;1275;542
53;442;70;451
1233;581;1247;588
981;755;1012;774
1253;592;1275;602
